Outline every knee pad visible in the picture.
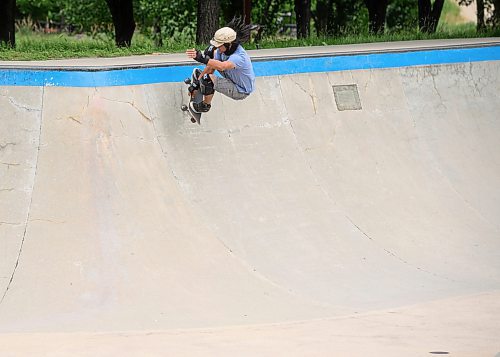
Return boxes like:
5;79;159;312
200;74;215;95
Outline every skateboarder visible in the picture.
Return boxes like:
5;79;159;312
186;17;255;113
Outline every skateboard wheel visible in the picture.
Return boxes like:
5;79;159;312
181;104;188;111
191;118;196;123
184;78;191;85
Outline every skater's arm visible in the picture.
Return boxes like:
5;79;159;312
186;49;235;71
200;66;215;78
205;59;235;72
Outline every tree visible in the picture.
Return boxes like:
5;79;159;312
0;0;16;47
136;0;196;47
313;0;365;36
106;0;136;47
418;0;445;33
314;0;333;35
59;0;112;34
364;0;389;34
478;0;486;30
197;0;220;45
252;0;289;39
386;0;418;32
295;0;311;38
494;0;500;27
16;0;63;26
459;0;500;30
243;0;252;24
221;0;243;23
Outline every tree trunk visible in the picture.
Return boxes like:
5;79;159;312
418;0;444;33
430;0;445;32
314;0;333;36
364;0;389;34
243;0;252;24
477;0;486;30
153;17;163;47
222;0;242;24
295;0;311;38
197;0;220;45
492;0;500;27
0;0;16;47
106;0;136;47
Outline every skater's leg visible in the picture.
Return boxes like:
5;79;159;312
204;94;214;105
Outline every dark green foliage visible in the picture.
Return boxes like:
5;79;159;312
136;0;197;44
16;0;63;24
314;0;365;35
61;0;112;33
251;0;294;37
9;0;499;48
387;0;418;31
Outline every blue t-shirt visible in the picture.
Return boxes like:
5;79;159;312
215;45;255;94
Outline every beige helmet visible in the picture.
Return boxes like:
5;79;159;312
210;27;237;47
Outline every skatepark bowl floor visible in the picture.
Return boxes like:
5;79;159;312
1;39;500;356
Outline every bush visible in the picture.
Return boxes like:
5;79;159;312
135;0;197;43
386;0;418;32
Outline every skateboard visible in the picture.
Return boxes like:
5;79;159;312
181;68;203;125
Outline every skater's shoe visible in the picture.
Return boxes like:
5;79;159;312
190;101;211;113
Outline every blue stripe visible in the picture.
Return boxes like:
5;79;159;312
253;46;500;76
1;45;499;87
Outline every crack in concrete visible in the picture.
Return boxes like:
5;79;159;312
363;70;374;92
398;69;419;128
30;218;67;224
0;222;22;226
68;116;82;125
102;97;152;122
275;75;448;291
0;142;17;151
468;62;483;96
291;76;318;115
346;216;456;282
0;94;42;113
1;87;45;306
0;162;20;169
277;77;290;125
430;71;447;110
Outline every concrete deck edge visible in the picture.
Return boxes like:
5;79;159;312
0;39;499;87
1;38;499;71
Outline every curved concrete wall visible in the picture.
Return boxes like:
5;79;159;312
0;45;499;340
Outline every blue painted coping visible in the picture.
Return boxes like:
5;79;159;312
0;45;499;87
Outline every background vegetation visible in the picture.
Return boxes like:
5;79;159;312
1;0;499;60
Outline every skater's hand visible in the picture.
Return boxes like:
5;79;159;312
186;48;209;65
186;48;197;59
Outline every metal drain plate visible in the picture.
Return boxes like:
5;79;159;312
333;84;362;111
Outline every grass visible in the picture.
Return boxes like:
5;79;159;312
246;27;499;50
1;6;498;62
2;28;498;61
0;32;192;61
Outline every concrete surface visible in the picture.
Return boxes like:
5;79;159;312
1;38;499;70
0;46;500;355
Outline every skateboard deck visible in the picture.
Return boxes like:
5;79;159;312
181;68;203;125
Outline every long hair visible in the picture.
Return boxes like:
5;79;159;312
226;16;252;43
